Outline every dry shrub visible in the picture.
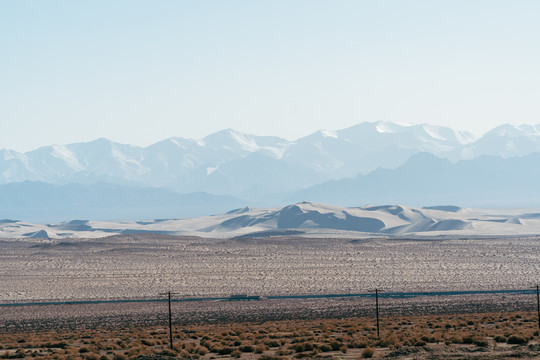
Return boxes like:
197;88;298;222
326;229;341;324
494;335;506;343
318;344;332;352
265;340;280;347
507;335;528;345
276;349;293;356
254;344;266;354
216;347;235;355
141;339;154;346
461;335;474;344
259;356;287;360
83;354;100;360
474;338;489;347
239;344;254;352
361;346;375;358
231;350;242;358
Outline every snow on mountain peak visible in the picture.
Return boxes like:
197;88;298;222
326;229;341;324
375;122;396;133
421;125;448;141
320;130;338;138
50;145;85;171
488;123;540;137
1;121;540;194
203;129;259;151
228;129;260;152
0;149;23;161
201;129;289;158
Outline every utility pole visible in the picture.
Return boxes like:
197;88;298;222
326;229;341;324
369;288;385;338
536;285;540;330
159;291;179;350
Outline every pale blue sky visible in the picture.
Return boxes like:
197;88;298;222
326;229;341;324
1;1;539;151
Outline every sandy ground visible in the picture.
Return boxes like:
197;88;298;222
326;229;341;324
1;235;540;359
1;235;539;302
0;293;537;332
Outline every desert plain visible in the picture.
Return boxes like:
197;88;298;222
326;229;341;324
1;234;540;358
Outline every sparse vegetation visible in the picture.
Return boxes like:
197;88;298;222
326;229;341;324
0;311;539;359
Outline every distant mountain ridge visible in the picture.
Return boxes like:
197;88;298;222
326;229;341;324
292;152;540;208
0;181;245;222
0;121;483;197
2;121;540;216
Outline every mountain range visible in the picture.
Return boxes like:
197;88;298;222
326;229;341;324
2;121;540;222
292;152;540;208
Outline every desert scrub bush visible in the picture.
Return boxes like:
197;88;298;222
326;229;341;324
377;335;400;347
494;335;506;343
318;344;332;352
231;350;242;358
276;349;293;356
507;335;528;345
361;347;375;358
239;345;254;352
420;335;438;344
461;335;474;344
197;347;208;356
259;356;287;360
290;342;314;353
83;354;100;360
216;347;235;355
474;338;488;347
254;344;266;354
264;340;280;348
141;339;154;346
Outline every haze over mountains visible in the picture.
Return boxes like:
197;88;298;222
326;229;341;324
2;121;540;222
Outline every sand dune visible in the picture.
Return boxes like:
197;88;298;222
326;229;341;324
1;201;540;239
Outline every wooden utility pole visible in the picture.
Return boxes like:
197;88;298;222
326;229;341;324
536;285;540;330
159;291;179;350
369;288;384;338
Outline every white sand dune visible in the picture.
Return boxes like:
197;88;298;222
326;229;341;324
2;202;540;239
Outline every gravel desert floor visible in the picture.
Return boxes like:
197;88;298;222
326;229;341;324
1;234;540;359
1;235;540;302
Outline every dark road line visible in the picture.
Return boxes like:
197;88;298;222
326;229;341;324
0;289;534;307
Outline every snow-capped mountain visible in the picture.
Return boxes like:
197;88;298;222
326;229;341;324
454;124;540;160
0;130;292;190
1;121;539;200
283;121;476;177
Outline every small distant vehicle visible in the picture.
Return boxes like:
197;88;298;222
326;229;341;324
227;294;261;301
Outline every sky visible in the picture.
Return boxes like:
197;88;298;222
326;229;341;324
1;0;539;152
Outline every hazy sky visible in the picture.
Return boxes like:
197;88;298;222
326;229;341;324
1;1;539;151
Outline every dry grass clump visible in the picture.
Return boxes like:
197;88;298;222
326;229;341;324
361;346;375;358
0;311;539;359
